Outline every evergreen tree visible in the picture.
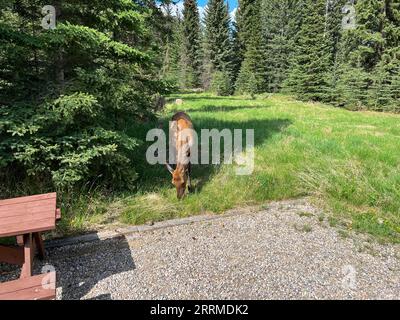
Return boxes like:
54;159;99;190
335;0;400;110
235;0;266;94
181;0;202;88
369;51;400;112
161;3;184;86
262;0;298;92
339;0;384;70
324;0;348;62
210;70;233;95
284;0;332;101
384;0;400;53
376;0;400;111
203;0;234;92
0;0;168;189
234;0;246;61
235;0;258;53
231;20;242;84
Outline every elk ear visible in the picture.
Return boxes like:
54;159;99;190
166;163;174;174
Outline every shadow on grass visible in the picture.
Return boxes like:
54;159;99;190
172;104;271;113
171;96;243;101
129;115;292;193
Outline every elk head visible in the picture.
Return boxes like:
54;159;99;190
166;164;188;199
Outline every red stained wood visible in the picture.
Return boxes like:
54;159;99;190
0;210;56;226
0;272;56;300
20;234;33;279
0;193;56;206
0;203;57;220
0;193;58;237
0;245;24;265
0;193;60;299
0;219;55;238
56;208;61;220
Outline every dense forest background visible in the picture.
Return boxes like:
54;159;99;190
163;0;400;110
0;0;399;194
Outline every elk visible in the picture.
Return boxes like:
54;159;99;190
166;112;194;199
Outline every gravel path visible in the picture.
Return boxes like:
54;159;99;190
1;199;399;300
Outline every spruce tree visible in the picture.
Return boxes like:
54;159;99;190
369;51;400;112
284;0;332;101
235;0;266;94
161;4;184;86
343;0;384;70
335;0;399;110
262;0;298;92
231;20;242;84
203;0;234;93
182;0;202;88
379;0;400;111
0;0;167;189
324;0;348;63
234;0;246;61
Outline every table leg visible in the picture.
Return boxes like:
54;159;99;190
20;234;33;279
33;232;45;260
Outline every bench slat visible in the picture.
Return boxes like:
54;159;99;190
0;208;56;225
0;199;57;219
0;193;58;237
0;273;56;300
0;193;56;206
0;219;55;238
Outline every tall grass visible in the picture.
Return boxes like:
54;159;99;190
4;93;399;243
119;93;400;243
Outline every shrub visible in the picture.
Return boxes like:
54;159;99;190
0;1;168;192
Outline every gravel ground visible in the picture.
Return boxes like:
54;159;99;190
1;199;399;300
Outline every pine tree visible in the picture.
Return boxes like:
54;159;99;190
0;0;168;189
335;0;399;110
262;0;298;92
203;0;234;93
341;0;384;70
234;0;246;61
235;0;266;94
284;0;332;101
335;62;371;109
181;0;202;88
161;3;184;86
379;0;400;111
369;51;400;112
324;0;348;63
231;20;242;84
384;0;400;53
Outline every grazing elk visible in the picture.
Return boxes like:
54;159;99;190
166;112;194;199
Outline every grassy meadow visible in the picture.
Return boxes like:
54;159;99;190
60;93;400;243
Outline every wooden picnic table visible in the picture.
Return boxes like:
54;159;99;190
0;193;61;300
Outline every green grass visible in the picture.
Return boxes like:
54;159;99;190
64;93;400;243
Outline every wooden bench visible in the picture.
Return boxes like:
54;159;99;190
0;272;56;300
0;193;61;300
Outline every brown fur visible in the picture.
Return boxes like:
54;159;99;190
168;112;194;199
